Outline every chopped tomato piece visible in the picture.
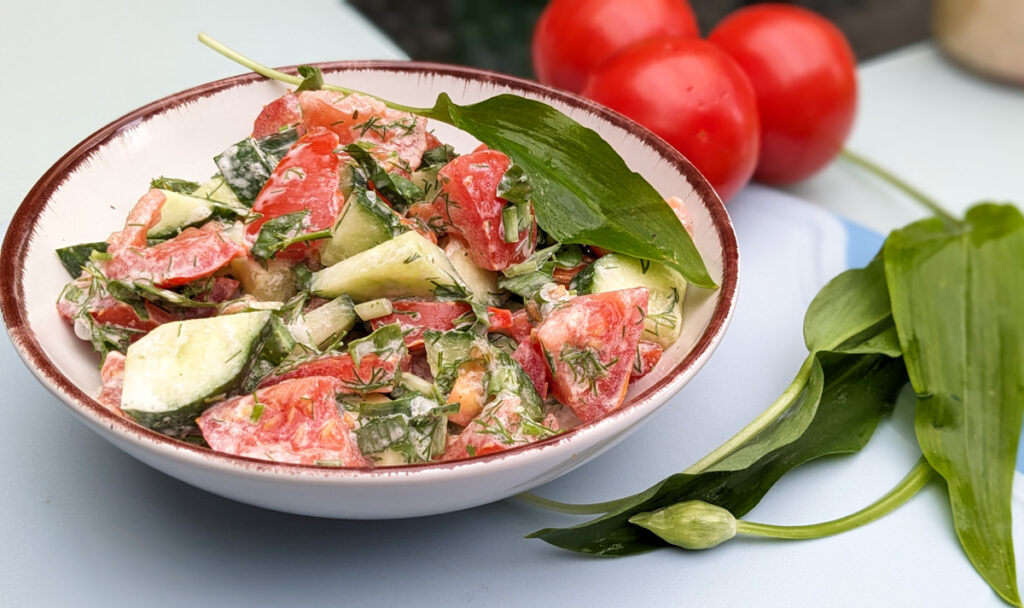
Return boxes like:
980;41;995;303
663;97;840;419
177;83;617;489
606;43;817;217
484;308;548;398
251;93;304;138
91;301;177;335
97;351;126;414
665;195;695;237
534;288;649;422
424;132;443;150
369;300;472;350
485;307;514;334
106;189;167;252
259;352;401;394
512;340;549;400
442;394;559;461
245;128;343;259
436;149;537;271
297;91;428;171
631;340;664;379
198;376;369;467
552;263;588;285
106;223;245;288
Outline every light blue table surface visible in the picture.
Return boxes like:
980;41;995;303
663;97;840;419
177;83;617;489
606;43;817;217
3;2;1023;607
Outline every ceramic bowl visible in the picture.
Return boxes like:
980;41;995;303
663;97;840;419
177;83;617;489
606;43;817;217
0;62;738;518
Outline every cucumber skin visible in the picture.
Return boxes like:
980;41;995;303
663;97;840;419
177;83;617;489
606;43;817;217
320;188;406;266
56;241;108;277
120;311;274;433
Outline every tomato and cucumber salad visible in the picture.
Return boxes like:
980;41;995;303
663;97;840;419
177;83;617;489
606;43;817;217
55;87;694;467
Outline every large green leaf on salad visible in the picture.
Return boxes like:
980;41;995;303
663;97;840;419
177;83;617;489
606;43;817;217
197;33;716;289
417;93;715;288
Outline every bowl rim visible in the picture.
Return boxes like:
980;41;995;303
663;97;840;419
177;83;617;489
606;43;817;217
0;60;738;482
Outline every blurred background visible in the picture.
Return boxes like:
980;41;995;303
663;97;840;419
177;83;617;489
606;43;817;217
349;0;929;77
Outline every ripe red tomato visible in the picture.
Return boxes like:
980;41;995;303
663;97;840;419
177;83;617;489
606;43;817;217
531;0;699;93
709;4;857;184
581;37;760;203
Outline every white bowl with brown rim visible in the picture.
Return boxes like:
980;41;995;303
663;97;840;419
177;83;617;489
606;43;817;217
0;62;738;519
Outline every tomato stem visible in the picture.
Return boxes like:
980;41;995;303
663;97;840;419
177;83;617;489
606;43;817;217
840;149;959;225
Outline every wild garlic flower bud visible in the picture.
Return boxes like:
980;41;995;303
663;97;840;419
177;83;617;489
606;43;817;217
629;500;738;550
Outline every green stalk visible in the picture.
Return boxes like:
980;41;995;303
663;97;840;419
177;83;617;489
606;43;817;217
684;354;815;474
517;355;817;513
196;33;426;115
515;492;633;515
840;149;959;226
735;457;934;540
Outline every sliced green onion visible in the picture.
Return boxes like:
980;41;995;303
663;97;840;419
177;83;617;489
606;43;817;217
503;259;539;278
399;373;435;396
354;298;394;321
502;205;519;243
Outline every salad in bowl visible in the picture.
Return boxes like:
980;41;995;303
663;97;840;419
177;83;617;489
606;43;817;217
57;84;703;468
2;59;736;517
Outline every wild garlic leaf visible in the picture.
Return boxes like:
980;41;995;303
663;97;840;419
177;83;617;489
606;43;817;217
700;256;900;473
529;352;908;555
803;255;896;354
251;210;331;263
418;93;715;288
885;203;1024;607
149;176;201;194
344;143;421;212
294;65;323;92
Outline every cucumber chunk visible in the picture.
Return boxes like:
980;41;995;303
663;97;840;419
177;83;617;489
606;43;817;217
580;253;687;348
120;311;273;432
310;231;468;302
56;241;108;277
293;295;357;350
444;240;503;306
320;187;407;266
191;174;244;207
147;190;217;239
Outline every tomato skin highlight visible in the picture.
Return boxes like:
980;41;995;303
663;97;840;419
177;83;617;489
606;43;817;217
581;37;760;203
532;0;699;93
709;4;857;184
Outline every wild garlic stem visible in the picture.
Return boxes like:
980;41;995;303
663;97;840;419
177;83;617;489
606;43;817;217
196;33;425;115
840;149;959;225
516;491;639;515
517;355;817;513
734;456;934;540
684;354;816;474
